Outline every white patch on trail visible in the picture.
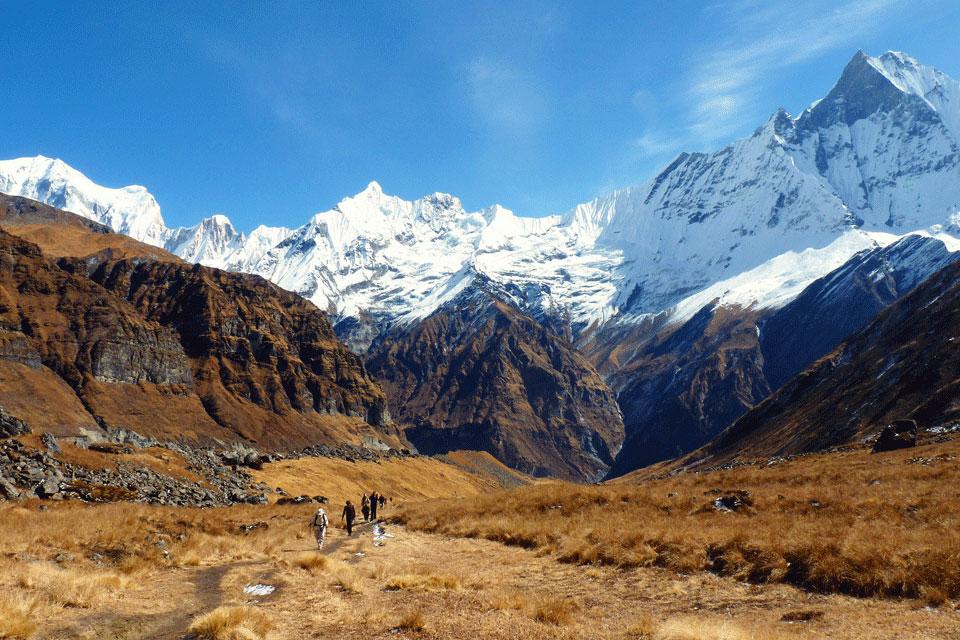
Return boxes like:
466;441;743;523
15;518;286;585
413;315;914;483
244;584;275;596
372;523;395;547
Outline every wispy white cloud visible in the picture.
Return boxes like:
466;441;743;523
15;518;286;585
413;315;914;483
186;27;333;137
633;133;685;156
465;57;546;137
633;0;904;157
688;0;901;141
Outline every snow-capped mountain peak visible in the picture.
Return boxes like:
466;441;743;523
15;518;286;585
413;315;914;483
0;155;167;246
2;50;960;352
164;213;244;268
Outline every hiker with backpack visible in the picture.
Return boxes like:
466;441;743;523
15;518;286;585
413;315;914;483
361;493;371;522
378;494;386;511
369;491;379;521
342;500;357;536
312;508;329;549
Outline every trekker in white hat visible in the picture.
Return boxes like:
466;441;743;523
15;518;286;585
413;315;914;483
312;507;329;549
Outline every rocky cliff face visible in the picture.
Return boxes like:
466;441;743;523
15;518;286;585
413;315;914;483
366;281;623;481
0;194;395;450
67;255;392;448
0;228;193;389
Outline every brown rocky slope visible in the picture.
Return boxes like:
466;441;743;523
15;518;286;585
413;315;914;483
693;256;960;466
366;279;624;481
0;194;394;450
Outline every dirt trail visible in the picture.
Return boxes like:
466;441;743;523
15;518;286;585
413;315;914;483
43;517;376;640
37;519;960;640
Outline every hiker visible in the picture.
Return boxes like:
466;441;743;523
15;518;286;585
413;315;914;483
378;494;386;510
361;493;370;522
312;507;329;549
369;491;379;521
342;500;357;536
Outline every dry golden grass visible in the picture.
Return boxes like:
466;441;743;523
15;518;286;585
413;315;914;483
252;453;520;503
186;606;274;640
396;438;960;600
0;591;42;639
1;495;957;639
289;549;364;593
13;563;129;608
329;562;365;595
531;596;579;625
654;617;786;640
3;443;960;639
384;572;463;591
625;612;658;639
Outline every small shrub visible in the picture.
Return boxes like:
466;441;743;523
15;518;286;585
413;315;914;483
395;609;426;632
15;564;128;608
293;552;328;574
921;587;948;608
532;596;578;625
0;591;43;639
626;612;658;638
384;573;462;592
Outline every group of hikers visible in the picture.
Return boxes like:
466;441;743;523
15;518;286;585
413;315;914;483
311;491;388;549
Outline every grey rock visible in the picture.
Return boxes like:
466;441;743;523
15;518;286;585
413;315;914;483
36;476;61;499
41;432;61;454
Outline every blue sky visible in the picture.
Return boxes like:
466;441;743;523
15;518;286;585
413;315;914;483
2;0;958;230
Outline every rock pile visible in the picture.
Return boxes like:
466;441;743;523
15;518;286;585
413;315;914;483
0;414;412;507
293;443;415;462
0;437;270;507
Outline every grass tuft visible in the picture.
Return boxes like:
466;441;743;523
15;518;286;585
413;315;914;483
293;552;329;574
395;609;426;632
186;605;274;640
532;596;579;626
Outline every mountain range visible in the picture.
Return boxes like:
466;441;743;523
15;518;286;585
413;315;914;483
3;50;960;480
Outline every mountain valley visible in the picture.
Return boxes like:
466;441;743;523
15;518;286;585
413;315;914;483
3;50;960;483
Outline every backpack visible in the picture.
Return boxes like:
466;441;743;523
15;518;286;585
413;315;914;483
314;511;328;528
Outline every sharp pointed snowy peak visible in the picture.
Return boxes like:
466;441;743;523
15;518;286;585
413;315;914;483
164;214;245;268
802;50;916;129
0;155;167;246
594;50;960;322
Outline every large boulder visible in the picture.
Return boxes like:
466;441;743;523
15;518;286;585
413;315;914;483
873;419;918;453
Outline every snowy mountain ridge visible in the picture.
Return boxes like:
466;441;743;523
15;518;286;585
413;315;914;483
2;50;960;348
